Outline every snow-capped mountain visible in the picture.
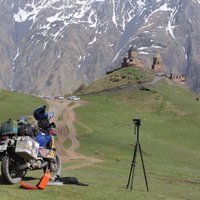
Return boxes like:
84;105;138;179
0;0;200;95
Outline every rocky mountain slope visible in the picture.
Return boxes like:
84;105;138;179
0;0;200;95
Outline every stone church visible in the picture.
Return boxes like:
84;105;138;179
121;46;144;68
151;52;165;73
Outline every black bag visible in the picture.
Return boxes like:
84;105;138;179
38;119;50;129
18;124;35;137
54;175;89;186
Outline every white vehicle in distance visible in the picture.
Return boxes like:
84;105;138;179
43;95;51;99
73;96;80;101
67;96;80;101
54;96;65;100
58;96;64;100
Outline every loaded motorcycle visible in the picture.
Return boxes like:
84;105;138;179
0;105;61;184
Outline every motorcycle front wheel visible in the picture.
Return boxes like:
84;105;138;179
1;154;25;184
44;154;62;180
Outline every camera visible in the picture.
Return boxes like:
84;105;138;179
133;118;141;126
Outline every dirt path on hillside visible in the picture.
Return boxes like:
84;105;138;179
45;99;102;169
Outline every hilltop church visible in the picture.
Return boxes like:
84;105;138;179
121;46;187;85
151;52;165;73
121;46;144;68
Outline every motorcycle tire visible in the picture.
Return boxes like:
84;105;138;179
1;154;25;184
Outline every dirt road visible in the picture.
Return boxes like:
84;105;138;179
45;99;102;169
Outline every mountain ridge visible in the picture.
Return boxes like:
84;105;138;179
0;0;200;95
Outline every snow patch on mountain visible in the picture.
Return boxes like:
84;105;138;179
166;5;179;39
1;0;200;95
192;0;200;4
111;0;117;27
88;37;97;45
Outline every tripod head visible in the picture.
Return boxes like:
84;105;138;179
133;118;141;141
133;118;141;127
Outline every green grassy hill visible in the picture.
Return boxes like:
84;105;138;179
73;69;200;200
79;67;154;94
1;68;200;200
0;90;46;122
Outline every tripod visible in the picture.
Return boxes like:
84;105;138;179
127;119;149;191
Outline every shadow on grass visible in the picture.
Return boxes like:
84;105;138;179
0;175;38;185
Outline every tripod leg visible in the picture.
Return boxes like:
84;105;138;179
127;143;138;190
127;143;137;189
138;143;149;191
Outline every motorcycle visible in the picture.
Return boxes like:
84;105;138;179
0;105;61;184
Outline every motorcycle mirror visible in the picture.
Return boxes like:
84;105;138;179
49;112;54;119
50;122;56;128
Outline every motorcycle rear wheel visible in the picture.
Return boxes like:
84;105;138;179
1;154;25;184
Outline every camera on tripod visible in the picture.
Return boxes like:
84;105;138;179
133;118;141;126
127;118;149;191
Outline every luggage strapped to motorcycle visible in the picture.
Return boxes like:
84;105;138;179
0;119;18;136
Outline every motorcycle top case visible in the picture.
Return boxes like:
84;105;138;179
15;136;40;160
0;119;18;136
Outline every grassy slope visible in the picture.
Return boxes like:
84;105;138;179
79;67;154;94
0;90;46;122
72;79;200;200
1;70;200;200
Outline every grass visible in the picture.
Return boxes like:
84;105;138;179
62;138;71;149
79;67;154;94
1;77;200;199
72;79;200;199
0;90;46;122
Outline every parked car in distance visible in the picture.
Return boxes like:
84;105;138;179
58;96;64;100
67;96;80;101
40;95;51;99
55;96;65;100
73;96;80;101
67;96;75;100
155;72;164;77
